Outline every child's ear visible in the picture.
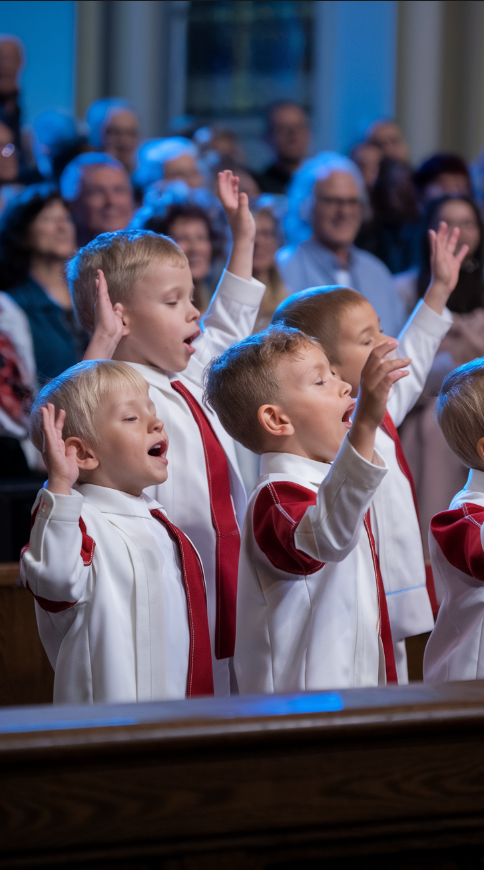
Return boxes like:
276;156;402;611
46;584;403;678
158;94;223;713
64;437;100;471
258;404;294;438
113;302;131;337
477;437;484;467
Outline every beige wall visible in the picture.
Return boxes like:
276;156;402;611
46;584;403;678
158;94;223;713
397;0;484;165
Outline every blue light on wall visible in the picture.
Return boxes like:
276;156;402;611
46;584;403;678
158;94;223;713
313;0;397;155
0;1;76;125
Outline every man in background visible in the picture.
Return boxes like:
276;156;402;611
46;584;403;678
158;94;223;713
60;153;134;246
257;101;310;194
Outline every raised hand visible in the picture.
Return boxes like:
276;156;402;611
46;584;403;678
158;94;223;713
349;340;410;462
83;270;125;361
424;221;469;314
41;403;79;494
217;170;255;281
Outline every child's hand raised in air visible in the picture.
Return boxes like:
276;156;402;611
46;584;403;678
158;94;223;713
83;270;126;361
217;170;256;281
424;221;469;314
349;339;410;463
41;403;80;495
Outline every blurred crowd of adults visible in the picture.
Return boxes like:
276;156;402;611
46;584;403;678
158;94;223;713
1;33;484;548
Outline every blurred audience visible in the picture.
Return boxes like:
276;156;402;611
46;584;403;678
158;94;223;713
0;184;85;382
356;157;421;274
414;153;471;206
134;137;204;193
365;119;410;163
194;126;246;165
0;290;38;477
257;101;310;194
397;194;484;557
350;141;382;194
277;155;406;336
60;152;134;246
133;194;224;315
87;98;140;175
214;156;261;201
0;37;23;156
251;199;288;332
32;110;91;181
0;120;21;213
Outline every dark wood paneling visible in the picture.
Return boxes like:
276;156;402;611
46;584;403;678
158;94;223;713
0;564;54;707
1;684;484;868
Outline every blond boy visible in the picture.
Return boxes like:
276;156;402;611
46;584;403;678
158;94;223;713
272;221;467;681
22;361;213;704
205;326;409;692
69;172;264;695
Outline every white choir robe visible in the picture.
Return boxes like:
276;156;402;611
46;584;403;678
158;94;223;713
424;469;484;682
130;268;265;697
234;437;388;694
20;484;194;705
371;300;452;682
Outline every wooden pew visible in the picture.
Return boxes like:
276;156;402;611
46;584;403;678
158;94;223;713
0;563;54;706
2;682;484;868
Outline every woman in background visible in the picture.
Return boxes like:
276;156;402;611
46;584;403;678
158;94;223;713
398;194;484;578
0;184;85;383
251;200;288;332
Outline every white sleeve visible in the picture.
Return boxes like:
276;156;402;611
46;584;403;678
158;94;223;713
387;300;453;427
181;269;266;387
20;489;91;605
294;436;387;562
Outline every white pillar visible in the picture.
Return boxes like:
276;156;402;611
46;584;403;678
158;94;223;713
396;0;444;164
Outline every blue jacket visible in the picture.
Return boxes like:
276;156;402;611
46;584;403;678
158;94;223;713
7;278;79;382
276;238;407;337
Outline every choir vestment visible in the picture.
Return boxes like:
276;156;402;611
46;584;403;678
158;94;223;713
234;437;390;693
130;268;265;696
371;300;452;682
20;484;213;705
424;469;484;682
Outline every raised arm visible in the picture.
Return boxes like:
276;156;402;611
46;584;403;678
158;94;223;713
388;221;466;426
183;171;265;383
20;403;92;605
295;341;410;562
83;270;125;361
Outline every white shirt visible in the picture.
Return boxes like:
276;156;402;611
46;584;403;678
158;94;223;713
424;468;484;683
20;484;196;705
235;437;388;693
369;300;452;681
131;268;266;696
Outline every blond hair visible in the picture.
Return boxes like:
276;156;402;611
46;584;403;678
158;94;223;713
271;285;366;363
67;229;187;334
30;360;148;451
204;325;320;454
436;358;484;470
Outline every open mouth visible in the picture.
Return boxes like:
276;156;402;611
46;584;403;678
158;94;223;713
148;440;167;458
184;328;201;351
342;401;356;427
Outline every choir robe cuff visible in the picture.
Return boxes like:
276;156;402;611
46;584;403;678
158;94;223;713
35;488;83;523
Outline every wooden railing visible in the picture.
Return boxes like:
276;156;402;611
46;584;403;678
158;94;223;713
2;682;484;868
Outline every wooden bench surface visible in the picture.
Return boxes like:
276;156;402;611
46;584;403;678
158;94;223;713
1;682;484;868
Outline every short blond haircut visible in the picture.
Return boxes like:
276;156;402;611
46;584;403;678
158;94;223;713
30;360;148;451
436;358;484;470
67;229;188;334
271;286;366;363
204;325;320;454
